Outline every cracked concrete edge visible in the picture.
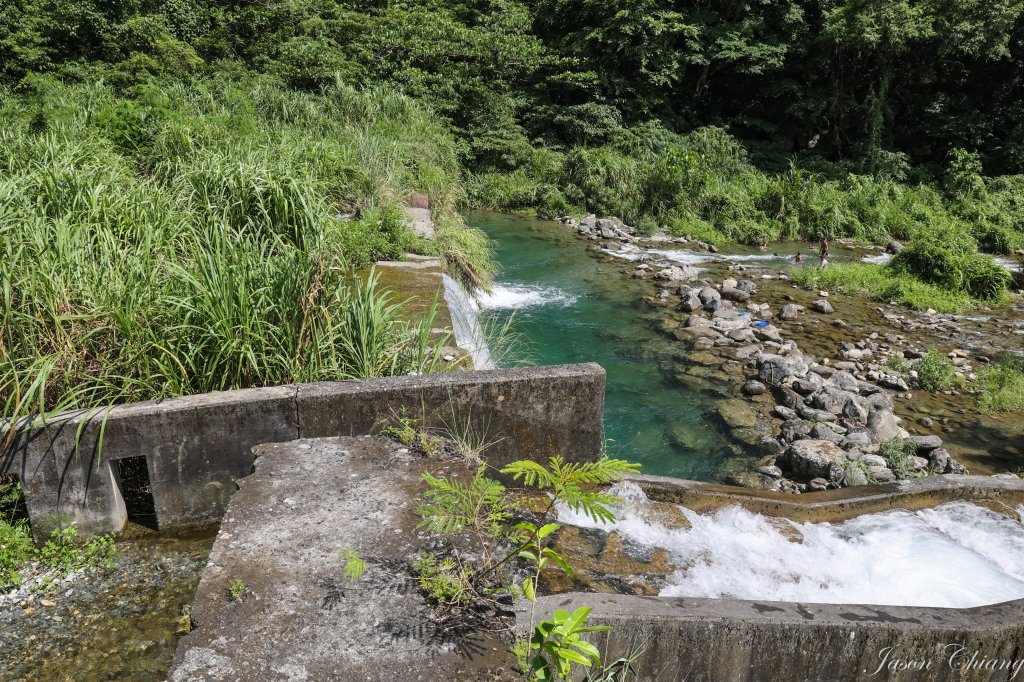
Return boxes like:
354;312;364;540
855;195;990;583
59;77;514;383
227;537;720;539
0;364;606;536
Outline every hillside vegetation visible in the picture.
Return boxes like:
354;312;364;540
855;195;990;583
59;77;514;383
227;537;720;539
2;0;1024;423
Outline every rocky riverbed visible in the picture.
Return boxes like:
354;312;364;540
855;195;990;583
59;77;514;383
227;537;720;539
0;527;214;681
564;213;1024;490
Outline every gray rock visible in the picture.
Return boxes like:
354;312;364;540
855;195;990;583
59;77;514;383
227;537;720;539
868;465;897;483
907;434;943;453
780;419;812;443
927;448;950;473
878;375;909;391
860;454;888;468
841;397;869;423
736;280;758;294
786;440;848;482
721;287;750;303
698;287;721;307
717;399;758;428
727;328;757;343
752;324;785;344
811;299;834;314
867;409;902;443
792;375;823;396
742;380;768;396
810;423;844;444
772;405;798;420
758;355;789;386
656;265;700;282
841;431;873;449
758;465;783;479
726;472;782;492
779;304;804;321
886;241;904;254
798;406;838;422
680;293;702;312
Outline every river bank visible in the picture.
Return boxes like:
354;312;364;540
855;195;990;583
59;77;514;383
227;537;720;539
473;212;1024;483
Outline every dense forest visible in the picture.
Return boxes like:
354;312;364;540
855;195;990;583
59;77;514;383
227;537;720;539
3;0;1024;422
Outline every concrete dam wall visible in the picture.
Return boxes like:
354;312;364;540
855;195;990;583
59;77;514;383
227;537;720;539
1;364;606;538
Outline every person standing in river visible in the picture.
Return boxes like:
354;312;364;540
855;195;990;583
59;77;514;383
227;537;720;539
819;238;830;268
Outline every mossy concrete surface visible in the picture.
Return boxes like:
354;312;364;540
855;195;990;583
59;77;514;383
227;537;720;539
170;436;515;681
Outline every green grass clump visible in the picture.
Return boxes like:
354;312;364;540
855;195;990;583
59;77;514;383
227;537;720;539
789;264;975;313
878;438;920;479
976;355;1024;414
0;76;485;431
1;480;118;590
0;520;35;591
915;349;963;392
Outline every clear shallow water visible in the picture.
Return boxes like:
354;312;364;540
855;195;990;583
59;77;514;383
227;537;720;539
471;213;736;479
558;483;1024;608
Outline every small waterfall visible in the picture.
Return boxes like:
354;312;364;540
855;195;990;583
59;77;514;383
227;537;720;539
442;274;495;370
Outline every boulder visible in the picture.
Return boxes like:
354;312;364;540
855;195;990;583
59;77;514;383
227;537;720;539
725;472;782;492
867;409;902;443
860;454;887;468
907;434;943;453
721;287;751;303
886;241;904;254
742;380;768;396
928;448;950;473
868;465;897;483
698;287;721;307
680;293;702;312
780;419;812;443
736;280;758;294
786;440;847;482
811;299;834;314
779;304;804;321
758;465;783;479
772;405;798;421
717;399;758;428
841;397;869;423
810;423;844;444
656;265;700;282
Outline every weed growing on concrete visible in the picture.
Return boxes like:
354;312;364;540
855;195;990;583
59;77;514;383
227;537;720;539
338;549;367;583
228;578;246;602
382;413;445;458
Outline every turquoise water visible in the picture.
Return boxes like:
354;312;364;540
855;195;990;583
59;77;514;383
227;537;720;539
471;213;738;480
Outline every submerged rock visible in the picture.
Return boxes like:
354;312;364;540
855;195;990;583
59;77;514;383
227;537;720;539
785;439;847;482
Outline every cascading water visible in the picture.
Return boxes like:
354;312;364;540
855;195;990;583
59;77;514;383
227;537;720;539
442;274;495;370
557;482;1024;609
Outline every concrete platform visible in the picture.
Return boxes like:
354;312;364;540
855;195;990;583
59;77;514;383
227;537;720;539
169;436;512;681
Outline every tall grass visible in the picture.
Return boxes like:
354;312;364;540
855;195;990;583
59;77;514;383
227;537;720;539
0;77;477;432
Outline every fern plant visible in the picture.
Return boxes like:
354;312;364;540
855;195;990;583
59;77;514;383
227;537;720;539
415;454;641;680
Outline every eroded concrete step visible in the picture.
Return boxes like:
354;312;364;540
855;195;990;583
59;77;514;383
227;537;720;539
169;436;505;681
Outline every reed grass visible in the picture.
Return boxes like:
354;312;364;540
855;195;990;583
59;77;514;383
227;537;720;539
0;76;484;431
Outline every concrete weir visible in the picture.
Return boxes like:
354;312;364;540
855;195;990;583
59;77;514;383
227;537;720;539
169;436;505;681
0;364;605;539
4;361;1024;680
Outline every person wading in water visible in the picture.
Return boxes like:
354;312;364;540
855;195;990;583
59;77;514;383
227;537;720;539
819;238;830;268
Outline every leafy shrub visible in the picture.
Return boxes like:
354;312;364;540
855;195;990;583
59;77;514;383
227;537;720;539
878;438;920;479
0;521;35;590
914;349;963;392
976;355;1024;413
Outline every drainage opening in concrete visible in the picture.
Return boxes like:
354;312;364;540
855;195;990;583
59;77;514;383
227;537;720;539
115;457;158;529
1;473;30;527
